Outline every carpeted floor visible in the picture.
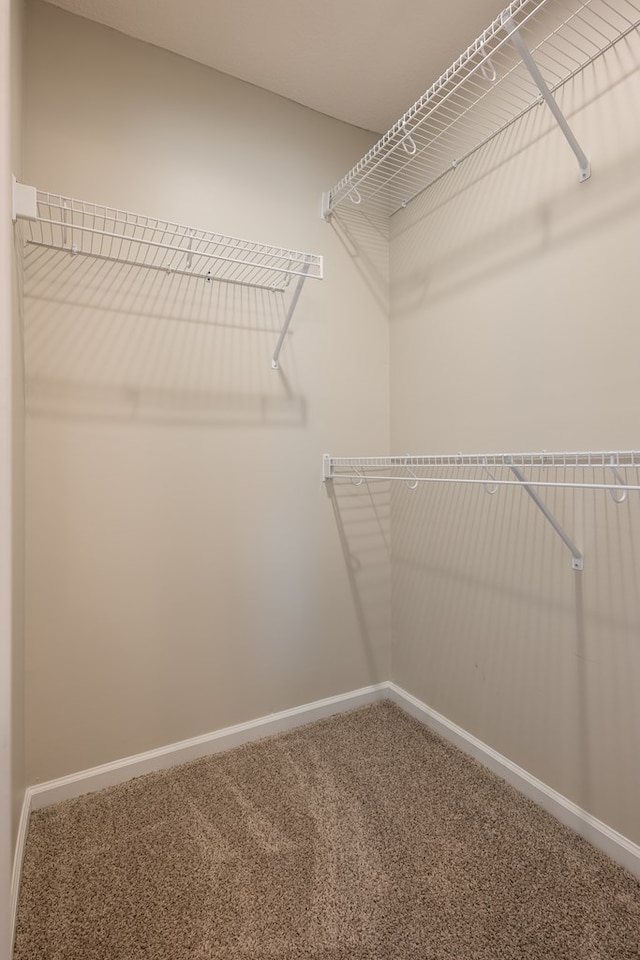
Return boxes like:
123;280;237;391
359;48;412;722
13;701;640;959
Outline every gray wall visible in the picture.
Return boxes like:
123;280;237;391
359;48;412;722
11;0;25;864
23;1;390;784
389;30;640;844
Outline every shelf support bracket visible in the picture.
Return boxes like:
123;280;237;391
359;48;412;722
12;177;38;222
503;16;591;183
271;258;311;370
507;460;584;570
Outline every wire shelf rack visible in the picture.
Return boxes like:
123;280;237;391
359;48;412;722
13;185;324;368
324;451;640;490
322;0;640;219
324;450;640;570
20;191;324;292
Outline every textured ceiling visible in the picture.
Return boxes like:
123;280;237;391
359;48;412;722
41;0;505;134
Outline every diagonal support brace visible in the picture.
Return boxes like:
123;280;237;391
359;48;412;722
272;259;311;370
503;15;591;183
508;461;584;570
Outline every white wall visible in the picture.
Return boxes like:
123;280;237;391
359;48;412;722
0;0;13;945
389;32;640;843
10;0;25;867
2;0;25;952
22;0;390;783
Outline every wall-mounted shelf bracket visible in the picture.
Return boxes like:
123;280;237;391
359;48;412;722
506;459;583;570
12;175;37;222
502;15;591;182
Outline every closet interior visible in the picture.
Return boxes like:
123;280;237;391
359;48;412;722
4;0;640;950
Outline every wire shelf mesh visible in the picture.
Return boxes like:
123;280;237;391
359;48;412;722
323;0;640;218
21;192;323;292
325;451;640;491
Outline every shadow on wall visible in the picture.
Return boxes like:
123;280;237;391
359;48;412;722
392;149;640;319
324;477;391;684
324;202;390;314
388;464;640;837
23;245;308;427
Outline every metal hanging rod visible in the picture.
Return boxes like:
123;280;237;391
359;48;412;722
12;181;323;370
321;0;640;219
323;451;640;570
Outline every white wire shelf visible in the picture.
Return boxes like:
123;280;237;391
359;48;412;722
322;0;640;219
18;191;323;290
13;184;323;369
324;451;640;490
324;451;640;570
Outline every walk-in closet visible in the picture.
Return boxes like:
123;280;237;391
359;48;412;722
2;0;640;957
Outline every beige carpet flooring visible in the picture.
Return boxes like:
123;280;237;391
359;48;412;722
13;701;640;959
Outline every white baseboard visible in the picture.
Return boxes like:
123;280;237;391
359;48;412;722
14;686;387;949
10;789;31;953
28;683;391;811
387;682;640;880
13;677;640;955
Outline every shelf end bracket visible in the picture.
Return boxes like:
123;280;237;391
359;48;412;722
321;192;333;222
12;177;38;223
